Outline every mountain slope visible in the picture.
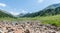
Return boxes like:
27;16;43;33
46;3;60;9
21;3;60;17
0;10;14;18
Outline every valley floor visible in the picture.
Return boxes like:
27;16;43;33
0;20;60;33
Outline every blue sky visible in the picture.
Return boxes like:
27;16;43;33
0;0;60;15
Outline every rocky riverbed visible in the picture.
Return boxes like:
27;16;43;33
0;20;60;33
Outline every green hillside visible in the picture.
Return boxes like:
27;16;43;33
22;7;60;17
21;3;60;17
0;10;14;18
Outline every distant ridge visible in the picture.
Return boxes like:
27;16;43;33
20;3;60;17
0;10;14;18
46;3;60;9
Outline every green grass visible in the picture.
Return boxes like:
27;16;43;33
34;15;60;27
0;17;17;21
18;15;60;27
0;15;60;27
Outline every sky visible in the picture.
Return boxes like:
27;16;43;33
0;0;60;15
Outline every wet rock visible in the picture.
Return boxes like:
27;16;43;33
15;23;18;25
8;29;14;32
24;29;30;33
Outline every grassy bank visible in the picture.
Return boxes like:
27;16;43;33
0;15;60;26
34;15;60;27
18;15;60;26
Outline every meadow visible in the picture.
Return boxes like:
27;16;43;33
18;15;60;27
0;14;60;27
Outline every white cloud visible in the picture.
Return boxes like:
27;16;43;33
21;10;28;13
10;12;20;16
6;8;29;16
0;3;6;7
37;0;44;3
9;10;28;16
